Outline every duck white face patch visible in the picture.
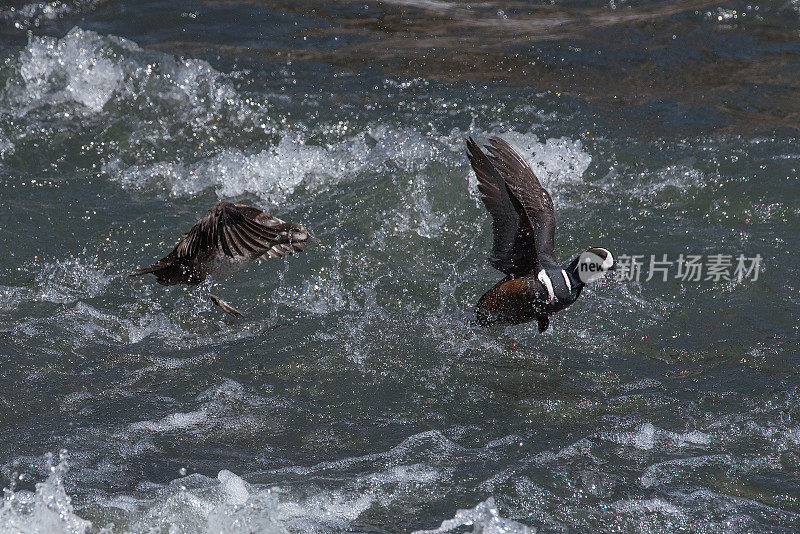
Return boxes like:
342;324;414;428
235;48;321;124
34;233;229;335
538;269;556;302
597;248;614;270
577;248;614;283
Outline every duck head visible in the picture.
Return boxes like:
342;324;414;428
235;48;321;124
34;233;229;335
569;247;617;284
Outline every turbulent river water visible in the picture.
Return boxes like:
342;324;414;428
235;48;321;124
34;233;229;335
1;1;799;532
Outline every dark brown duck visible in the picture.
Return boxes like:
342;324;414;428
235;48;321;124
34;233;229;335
466;137;616;332
133;201;310;317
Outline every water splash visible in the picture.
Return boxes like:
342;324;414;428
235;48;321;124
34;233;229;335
0;454;90;534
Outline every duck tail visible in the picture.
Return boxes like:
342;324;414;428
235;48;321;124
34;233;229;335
130;265;162;277
130;263;180;285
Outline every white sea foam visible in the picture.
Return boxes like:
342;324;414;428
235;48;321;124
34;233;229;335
615;496;684;515
605;422;711;451
1;446;446;533
534;438;594;465
0;133;13;158
276;272;351;316
0;285;26;312
645;165;705;195
129;410;210;433
413;497;534;534
35;258;113;304
130;472;373;534
82;438;449;532
611;496;688;533
2;26;272;171
0;458;90;534
108;124;455;207
488;131;591;184
0;258;113;312
464;131;591;205
110;133;370;204
5;26;241;118
126;379;250;436
2;271;277;351
639;455;732;489
2;29;592;222
0;1;102;30
11;28;133;113
275;430;466;476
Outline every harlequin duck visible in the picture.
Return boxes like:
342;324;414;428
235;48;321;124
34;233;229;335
133;201;310;317
466;137;616;332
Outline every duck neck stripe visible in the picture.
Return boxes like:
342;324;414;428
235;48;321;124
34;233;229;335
561;269;572;293
538;269;556;302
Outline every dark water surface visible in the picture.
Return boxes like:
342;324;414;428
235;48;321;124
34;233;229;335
1;1;799;532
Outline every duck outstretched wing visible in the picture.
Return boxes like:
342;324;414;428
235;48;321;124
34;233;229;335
132;202;309;283
176;201;284;259
233;203;310;259
483;137;557;267
467;137;537;276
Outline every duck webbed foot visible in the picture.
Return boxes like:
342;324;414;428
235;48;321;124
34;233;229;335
209;293;243;318
537;316;550;333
